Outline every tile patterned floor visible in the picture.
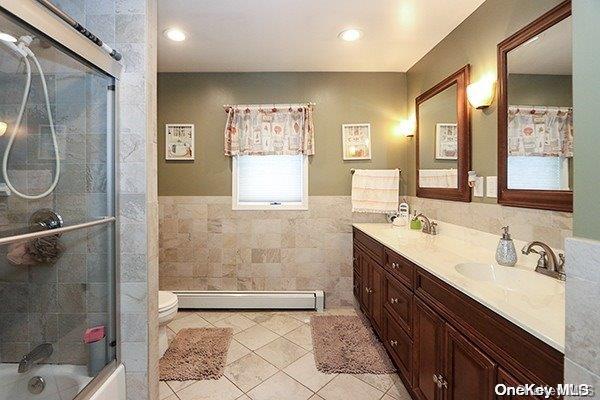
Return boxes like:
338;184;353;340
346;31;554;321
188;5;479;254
159;308;412;400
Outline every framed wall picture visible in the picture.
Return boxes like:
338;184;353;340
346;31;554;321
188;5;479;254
342;123;371;160
166;123;194;160
435;123;458;160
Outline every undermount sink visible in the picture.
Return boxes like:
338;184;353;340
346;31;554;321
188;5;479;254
455;262;564;296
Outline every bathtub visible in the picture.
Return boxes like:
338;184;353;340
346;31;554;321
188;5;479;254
0;363;125;400
0;363;92;400
86;363;125;400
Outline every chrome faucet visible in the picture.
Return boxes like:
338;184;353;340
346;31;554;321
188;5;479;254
522;241;565;281
416;213;438;235
18;343;53;373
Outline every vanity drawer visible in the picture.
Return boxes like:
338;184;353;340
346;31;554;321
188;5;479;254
384;274;413;336
384;248;414;288
384;310;412;383
353;228;384;265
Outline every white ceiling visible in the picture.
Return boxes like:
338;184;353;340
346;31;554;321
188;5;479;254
508;16;572;75
157;0;485;73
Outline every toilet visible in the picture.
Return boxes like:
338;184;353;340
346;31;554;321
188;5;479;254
158;291;178;357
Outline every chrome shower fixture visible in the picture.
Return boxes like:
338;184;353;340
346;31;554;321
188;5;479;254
0;34;61;199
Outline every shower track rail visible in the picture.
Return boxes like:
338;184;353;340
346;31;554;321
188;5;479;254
0;216;116;246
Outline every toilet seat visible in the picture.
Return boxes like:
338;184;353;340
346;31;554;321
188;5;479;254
158;291;178;313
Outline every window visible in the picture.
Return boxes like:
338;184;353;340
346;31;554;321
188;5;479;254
232;155;308;210
507;156;570;190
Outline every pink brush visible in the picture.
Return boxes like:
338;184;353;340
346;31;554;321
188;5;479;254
83;326;106;344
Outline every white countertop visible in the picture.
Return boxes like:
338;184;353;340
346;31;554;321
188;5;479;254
353;222;565;352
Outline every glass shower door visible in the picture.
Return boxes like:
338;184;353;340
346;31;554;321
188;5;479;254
0;7;117;400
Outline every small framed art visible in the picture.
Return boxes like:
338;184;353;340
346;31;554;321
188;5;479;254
342;123;371;160
166;123;194;160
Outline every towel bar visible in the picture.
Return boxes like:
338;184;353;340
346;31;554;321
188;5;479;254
350;168;401;174
0;216;116;246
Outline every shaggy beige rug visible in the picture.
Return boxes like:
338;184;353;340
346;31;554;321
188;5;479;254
160;328;232;381
310;315;396;374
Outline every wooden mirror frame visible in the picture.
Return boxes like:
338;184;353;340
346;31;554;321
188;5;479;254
497;1;572;212
416;65;471;202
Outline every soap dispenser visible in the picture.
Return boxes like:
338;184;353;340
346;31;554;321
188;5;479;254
495;226;517;267
410;211;422;230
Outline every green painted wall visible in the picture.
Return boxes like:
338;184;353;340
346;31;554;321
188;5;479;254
157;72;408;196
573;1;600;241
405;0;564;202
157;0;574;204
508;74;572;107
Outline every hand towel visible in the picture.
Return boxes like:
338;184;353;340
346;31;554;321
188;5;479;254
419;169;458;188
351;169;399;213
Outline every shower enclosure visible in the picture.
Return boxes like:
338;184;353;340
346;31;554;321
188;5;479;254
0;5;118;400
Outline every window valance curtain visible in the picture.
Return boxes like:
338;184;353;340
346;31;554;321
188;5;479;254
507;105;573;157
224;104;315;156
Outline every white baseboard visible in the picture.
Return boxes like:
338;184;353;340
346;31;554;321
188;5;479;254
173;290;325;312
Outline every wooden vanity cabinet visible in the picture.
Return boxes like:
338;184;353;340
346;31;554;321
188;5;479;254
443;324;496;400
413;298;444;400
384;310;413;384
353;241;384;335
497;368;542;400
352;228;564;400
384;274;413;335
369;259;385;335
413;298;497;400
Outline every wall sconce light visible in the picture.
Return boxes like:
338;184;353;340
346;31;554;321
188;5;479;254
467;78;496;109
0;121;7;136
396;118;415;138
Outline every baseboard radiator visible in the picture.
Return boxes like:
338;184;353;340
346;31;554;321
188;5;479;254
173;290;325;312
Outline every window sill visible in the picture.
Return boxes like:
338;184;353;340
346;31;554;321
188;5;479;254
232;202;308;211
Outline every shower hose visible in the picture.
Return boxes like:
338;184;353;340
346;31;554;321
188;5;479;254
1;37;60;200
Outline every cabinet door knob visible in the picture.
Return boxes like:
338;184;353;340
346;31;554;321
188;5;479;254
390;297;399;304
390;340;398;347
367;288;373;294
433;374;447;389
391;262;399;269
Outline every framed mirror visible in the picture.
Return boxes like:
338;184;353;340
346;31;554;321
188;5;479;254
497;1;572;212
416;65;471;202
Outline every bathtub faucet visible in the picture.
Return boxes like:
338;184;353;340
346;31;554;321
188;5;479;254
18;343;53;373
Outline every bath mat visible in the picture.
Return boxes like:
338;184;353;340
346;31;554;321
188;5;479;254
310;315;396;374
160;327;233;381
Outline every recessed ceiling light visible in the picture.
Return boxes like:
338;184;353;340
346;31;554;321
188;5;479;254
0;32;17;43
338;28;363;42
163;28;186;42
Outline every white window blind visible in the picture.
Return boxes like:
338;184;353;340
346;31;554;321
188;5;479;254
233;155;308;210
507;156;570;190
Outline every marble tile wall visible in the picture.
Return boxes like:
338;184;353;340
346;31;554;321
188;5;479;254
408;196;572;249
564;237;600;391
158;196;386;307
159;195;573;308
84;1;158;399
